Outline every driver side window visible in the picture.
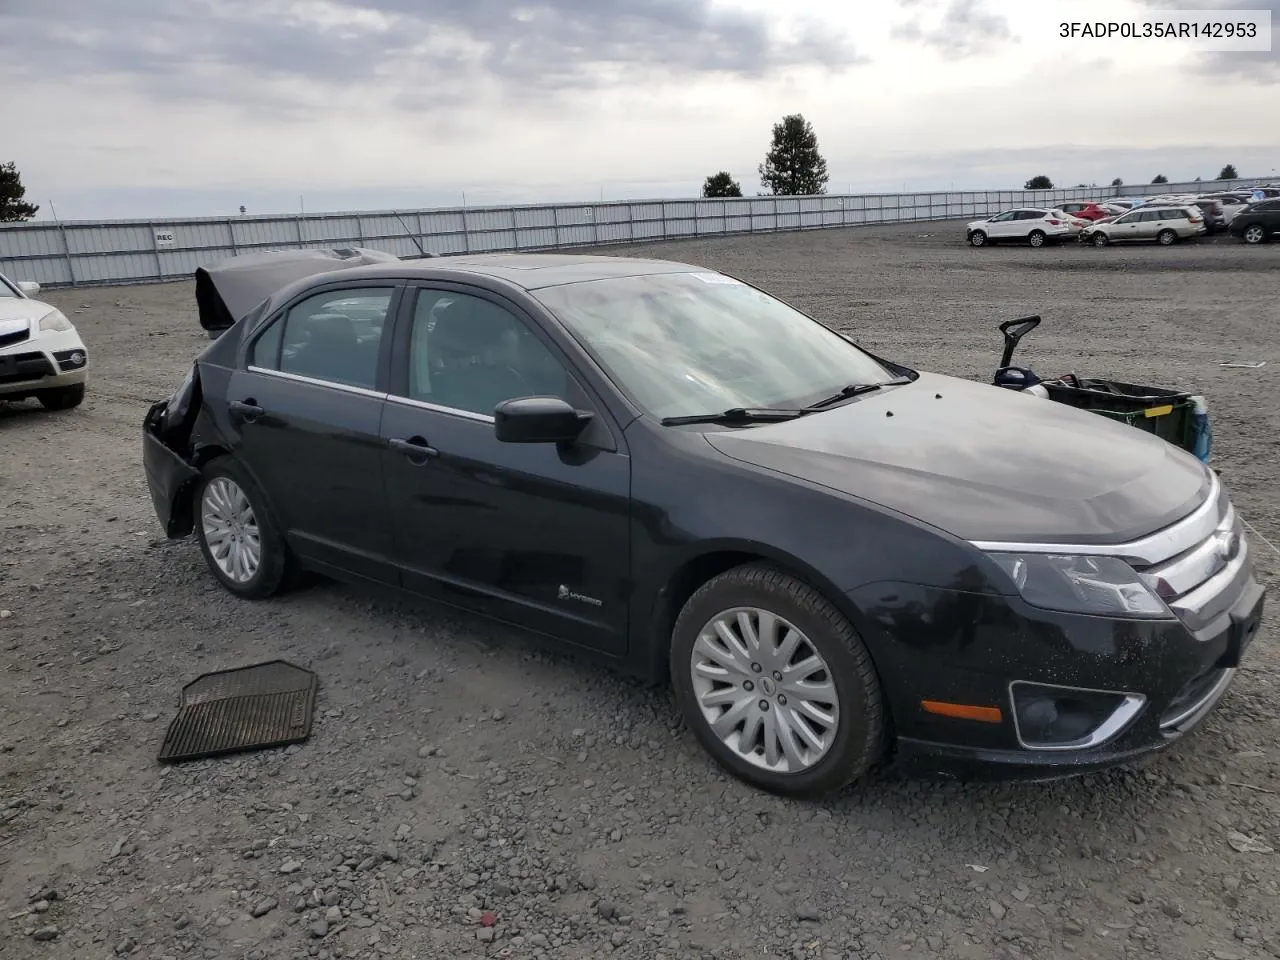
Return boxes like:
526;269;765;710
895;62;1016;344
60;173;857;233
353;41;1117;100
406;289;572;417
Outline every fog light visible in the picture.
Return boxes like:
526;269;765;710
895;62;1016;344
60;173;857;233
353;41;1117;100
53;348;87;370
1010;682;1145;751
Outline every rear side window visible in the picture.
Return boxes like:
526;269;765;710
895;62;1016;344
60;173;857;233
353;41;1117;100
250;287;395;390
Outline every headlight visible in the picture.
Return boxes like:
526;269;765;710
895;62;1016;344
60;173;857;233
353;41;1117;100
39;310;74;333
989;553;1170;618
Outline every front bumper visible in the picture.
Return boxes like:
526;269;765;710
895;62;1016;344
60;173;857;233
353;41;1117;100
0;328;89;396
850;565;1265;783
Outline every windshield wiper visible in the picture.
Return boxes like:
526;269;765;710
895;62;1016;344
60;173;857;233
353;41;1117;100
805;376;913;410
661;407;810;426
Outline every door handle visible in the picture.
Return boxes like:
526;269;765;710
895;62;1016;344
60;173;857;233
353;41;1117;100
230;399;264;421
389;436;440;461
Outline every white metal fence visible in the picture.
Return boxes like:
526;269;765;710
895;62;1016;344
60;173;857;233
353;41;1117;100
1;178;1270;288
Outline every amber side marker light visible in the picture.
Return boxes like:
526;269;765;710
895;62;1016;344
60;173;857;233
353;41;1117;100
921;700;1004;724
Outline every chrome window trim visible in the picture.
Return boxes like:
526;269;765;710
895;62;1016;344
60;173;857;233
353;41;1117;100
386;393;496;424
972;472;1222;566
246;365;387;400
1008;680;1146;752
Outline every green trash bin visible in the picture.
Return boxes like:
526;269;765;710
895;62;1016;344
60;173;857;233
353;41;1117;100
1040;376;1198;454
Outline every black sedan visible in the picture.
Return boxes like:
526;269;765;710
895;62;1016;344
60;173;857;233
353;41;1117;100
143;251;1264;797
1229;198;1280;244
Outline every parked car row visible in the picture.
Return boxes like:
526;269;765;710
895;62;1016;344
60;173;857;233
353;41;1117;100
966;185;1280;248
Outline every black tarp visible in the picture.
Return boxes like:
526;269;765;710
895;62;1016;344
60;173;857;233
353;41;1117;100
194;247;403;334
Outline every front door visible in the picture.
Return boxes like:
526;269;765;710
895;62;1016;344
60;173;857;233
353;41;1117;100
225;283;403;583
1111;211;1144;241
379;284;632;655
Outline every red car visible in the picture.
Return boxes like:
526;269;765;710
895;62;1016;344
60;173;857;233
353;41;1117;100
1057;202;1114;221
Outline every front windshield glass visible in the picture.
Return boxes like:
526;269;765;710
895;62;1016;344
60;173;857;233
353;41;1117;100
0;275;19;298
532;271;898;420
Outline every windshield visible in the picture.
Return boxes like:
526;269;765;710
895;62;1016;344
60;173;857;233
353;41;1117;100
0;274;19;298
532;271;899;420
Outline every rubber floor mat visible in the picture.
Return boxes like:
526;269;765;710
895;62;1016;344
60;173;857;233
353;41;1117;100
157;660;318;763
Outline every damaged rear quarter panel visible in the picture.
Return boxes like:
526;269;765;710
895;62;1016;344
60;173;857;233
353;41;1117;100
143;325;243;538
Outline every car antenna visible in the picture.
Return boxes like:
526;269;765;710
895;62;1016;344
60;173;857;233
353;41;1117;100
393;210;428;258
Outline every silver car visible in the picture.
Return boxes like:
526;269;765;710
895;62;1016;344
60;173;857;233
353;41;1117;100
1079;205;1206;247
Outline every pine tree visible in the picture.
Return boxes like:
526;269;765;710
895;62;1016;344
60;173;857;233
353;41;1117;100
758;115;829;196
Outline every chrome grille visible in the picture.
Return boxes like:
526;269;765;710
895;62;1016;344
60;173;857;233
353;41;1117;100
1133;478;1251;625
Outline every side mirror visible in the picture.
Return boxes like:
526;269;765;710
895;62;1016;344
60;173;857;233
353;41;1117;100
494;396;591;444
16;280;40;296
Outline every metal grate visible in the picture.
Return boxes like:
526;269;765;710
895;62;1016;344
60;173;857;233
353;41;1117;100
157;660;318;763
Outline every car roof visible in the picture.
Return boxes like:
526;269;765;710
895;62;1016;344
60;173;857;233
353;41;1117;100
318;253;707;292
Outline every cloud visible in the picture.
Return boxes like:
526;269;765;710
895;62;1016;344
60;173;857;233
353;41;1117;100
0;0;865;117
890;0;1015;59
1134;0;1280;82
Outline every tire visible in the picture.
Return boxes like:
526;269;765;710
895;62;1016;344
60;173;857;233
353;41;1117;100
1157;229;1177;246
968;230;987;247
1027;229;1046;247
1243;224;1265;244
193;457;295;600
37;383;85;410
669;562;886;798
1092;232;1110;247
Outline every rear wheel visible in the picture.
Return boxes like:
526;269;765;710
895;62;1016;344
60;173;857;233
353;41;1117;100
194;457;295;599
968;230;987;247
1027;229;1046;247
37;383;85;410
1157;229;1177;245
670;562;886;798
1243;224;1265;244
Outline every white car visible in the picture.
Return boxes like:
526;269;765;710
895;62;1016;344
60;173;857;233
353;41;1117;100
0;272;89;410
965;208;1078;247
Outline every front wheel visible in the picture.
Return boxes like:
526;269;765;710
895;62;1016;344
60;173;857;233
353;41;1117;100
968;230;987;247
670;562;886;798
1027;229;1046;247
1243;224;1265;244
1092;232;1110;247
194;457;295;599
1157;229;1177;246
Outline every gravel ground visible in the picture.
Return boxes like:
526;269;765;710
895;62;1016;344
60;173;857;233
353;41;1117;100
2;222;1279;960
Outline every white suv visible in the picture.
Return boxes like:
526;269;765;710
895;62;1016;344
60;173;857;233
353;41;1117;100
965;208;1078;247
0;273;89;410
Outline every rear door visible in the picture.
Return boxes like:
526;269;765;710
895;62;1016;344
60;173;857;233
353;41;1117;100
224;282;403;583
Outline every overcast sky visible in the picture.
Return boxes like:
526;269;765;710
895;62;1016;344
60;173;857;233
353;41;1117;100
2;0;1276;220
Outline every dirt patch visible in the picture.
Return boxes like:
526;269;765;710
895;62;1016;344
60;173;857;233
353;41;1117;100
2;222;1277;960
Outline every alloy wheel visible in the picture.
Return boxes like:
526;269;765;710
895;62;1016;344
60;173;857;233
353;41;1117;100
1244;225;1264;244
201;476;262;584
689;606;840;773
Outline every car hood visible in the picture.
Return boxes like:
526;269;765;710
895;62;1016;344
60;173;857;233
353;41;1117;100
703;372;1211;545
0;298;50;326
